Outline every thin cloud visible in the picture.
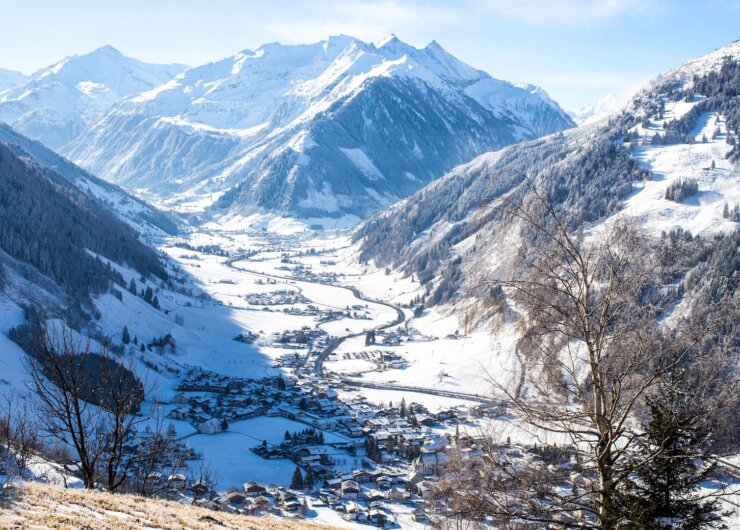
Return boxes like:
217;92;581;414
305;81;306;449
539;71;638;88
473;0;662;27
265;0;463;45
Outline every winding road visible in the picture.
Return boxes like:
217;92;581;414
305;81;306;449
224;254;405;376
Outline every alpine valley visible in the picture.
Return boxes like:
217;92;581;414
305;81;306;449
0;32;738;530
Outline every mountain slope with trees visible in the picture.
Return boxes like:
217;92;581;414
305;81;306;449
0;140;167;307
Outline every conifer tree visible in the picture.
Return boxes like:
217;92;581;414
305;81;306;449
290;466;304;490
620;368;725;529
304;466;315;490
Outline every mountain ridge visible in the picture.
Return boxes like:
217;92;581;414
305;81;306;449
0;45;186;149
63;35;574;218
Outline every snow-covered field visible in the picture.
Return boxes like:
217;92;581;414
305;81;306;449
618;100;739;236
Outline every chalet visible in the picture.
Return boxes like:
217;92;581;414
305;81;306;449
145;471;162;484
388;487;409;501
340;480;360;500
318;388;338;400
190;479;209;497
376;475;392;490
279;492;304;514
242;481;267;497
369;509;392;527
167;473;187;490
338;501;365;521
198;418;224;435
168;407;189;420
412;508;429;523
365;490;387;502
216;489;247;508
416;481;434;499
244;495;272;515
352;469;373;484
346;425;365;438
172;393;188;404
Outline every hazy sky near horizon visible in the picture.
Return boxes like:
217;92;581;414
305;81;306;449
1;0;738;110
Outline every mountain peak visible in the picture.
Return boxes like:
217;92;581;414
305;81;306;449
425;39;443;51
88;44;124;58
375;34;401;48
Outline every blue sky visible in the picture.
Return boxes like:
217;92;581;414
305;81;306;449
1;0;738;110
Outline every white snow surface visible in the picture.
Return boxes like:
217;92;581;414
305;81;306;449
63;35;570;212
0;45;185;149
571;92;626;125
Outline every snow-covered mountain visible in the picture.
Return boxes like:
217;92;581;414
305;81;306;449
0;46;186;149
356;40;740;305
570;92;626;125
0;68;26;94
64;35;574;218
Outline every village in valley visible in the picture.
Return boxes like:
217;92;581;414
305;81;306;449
115;222;519;529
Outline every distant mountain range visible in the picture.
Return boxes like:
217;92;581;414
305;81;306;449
0;68;26;94
48;35;572;219
0;46;185;149
570;91;627;125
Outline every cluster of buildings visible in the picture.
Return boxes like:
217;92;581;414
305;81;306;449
245;289;308;306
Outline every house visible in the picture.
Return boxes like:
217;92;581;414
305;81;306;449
167;473;187;490
190;479;209;497
365;490;387;502
168;407;189;420
413;451;448;476
369;509;392;527
145;471;163;484
338;501;365;521
416;481;434;499
216;489;247;508
242;481;267;497
376;475;392;490
244;495;272;515
197;418;224;435
352;469;374;484
172;393;188;404
279;492;304;514
388;487;409;501
340;480;360;500
412;508;429;523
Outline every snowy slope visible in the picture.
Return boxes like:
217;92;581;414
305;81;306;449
0;122;179;238
64;35;573;218
0;46;185;149
0;68;26;95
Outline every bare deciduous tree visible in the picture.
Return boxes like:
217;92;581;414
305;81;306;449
130;410;188;498
24;322;146;491
0;392;39;499
438;182;736;529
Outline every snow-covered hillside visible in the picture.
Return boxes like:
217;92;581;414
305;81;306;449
356;40;740;305
0;68;26;95
0;123;179;238
64;35;573;218
0;46;185;149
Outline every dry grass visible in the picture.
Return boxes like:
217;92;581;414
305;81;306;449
0;482;337;530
